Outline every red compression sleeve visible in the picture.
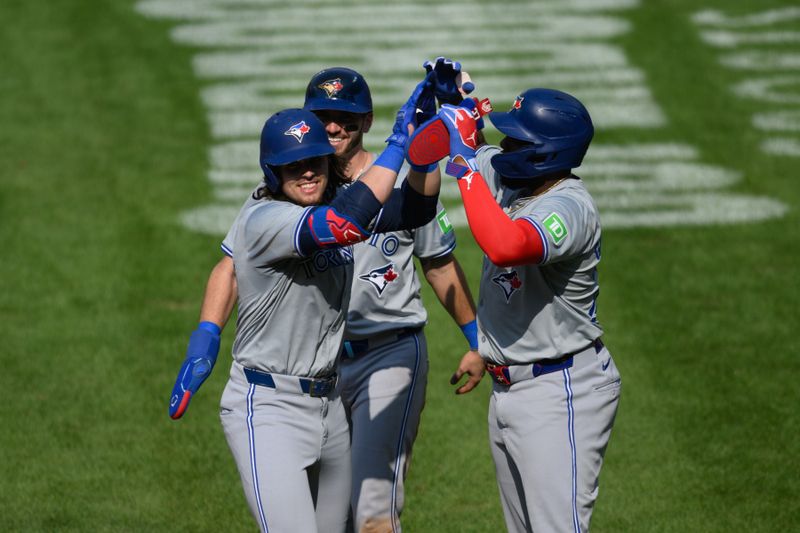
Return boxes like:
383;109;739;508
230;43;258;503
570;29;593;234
457;170;545;267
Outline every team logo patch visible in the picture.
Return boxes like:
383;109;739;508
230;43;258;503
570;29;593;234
359;263;399;296
318;78;344;98
512;95;524;110
492;270;522;302
285;121;311;143
436;209;453;234
543;212;567;245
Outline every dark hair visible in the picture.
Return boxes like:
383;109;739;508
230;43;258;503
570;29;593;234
252;154;349;203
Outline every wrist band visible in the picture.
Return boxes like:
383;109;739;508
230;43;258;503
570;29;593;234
374;144;405;173
198;321;222;336
460;320;478;350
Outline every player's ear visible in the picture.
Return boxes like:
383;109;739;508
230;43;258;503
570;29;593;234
362;112;373;134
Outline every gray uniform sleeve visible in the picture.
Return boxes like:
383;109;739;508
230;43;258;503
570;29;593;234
522;187;599;265
241;201;312;265
412;200;456;259
222;186;261;257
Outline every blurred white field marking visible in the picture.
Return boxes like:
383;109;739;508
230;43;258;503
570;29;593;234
137;0;639;21
135;0;788;234
169;17;630;48
700;30;800;48
693;7;800;27
209;169;260;186
761;138;800;156
593;193;788;228
733;76;800;104
696;6;800;159
720;52;800;71
753;111;800;132
193;46;633;79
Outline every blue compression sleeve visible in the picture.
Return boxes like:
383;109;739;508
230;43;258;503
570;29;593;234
374;181;438;232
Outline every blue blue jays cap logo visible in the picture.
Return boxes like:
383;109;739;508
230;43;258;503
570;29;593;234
492;270;522;302
318;78;344;98
512;95;524;110
285;121;311;142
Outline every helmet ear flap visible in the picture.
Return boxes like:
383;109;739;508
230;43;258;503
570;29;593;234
260;160;280;193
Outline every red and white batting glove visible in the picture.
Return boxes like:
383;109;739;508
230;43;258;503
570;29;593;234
405;98;492;168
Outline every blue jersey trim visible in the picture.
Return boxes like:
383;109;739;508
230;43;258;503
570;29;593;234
221;242;233;257
390;332;422;532
293;207;314;258
521;216;549;264
417;240;456;261
247;385;269;532
563;369;581;533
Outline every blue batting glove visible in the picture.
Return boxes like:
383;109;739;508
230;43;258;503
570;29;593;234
423;57;475;106
376;72;436;172
168;321;221;420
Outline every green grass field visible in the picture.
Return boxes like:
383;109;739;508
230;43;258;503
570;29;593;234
2;0;799;531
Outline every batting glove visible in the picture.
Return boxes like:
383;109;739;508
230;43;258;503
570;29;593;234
375;71;436;172
438;104;480;179
168;321;221;420
423;56;475;106
406;97;492;169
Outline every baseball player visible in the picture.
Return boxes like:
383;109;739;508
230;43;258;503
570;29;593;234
304;66;479;533
176;66;480;533
410;85;622;532
167;76;442;532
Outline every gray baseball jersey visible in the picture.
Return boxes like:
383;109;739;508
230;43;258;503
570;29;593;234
228;199;353;377
474;145;603;365
346;169;455;339
473;145;620;533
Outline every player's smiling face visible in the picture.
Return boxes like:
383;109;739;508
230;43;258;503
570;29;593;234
313;110;372;157
279;156;329;206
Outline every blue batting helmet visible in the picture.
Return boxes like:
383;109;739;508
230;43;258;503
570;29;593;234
259;109;335;193
488;88;594;180
304;67;373;114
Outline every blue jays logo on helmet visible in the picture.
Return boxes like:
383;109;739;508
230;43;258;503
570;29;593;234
359;263;399;296
284;121;311;143
259;109;335;193
304;67;373;113
488;88;594;181
318;78;344;98
492;271;522;302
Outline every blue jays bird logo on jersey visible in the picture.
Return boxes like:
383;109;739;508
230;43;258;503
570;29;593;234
285;121;311;143
318;78;344;98
492;270;523;302
359;263;399;296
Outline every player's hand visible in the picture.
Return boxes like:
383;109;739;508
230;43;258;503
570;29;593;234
450;350;486;395
423;57;475;106
168;322;221;419
406;100;481;170
386;71;436;149
438;104;480;175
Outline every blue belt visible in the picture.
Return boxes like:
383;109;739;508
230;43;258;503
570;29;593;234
242;367;337;397
340;327;421;359
486;339;604;386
